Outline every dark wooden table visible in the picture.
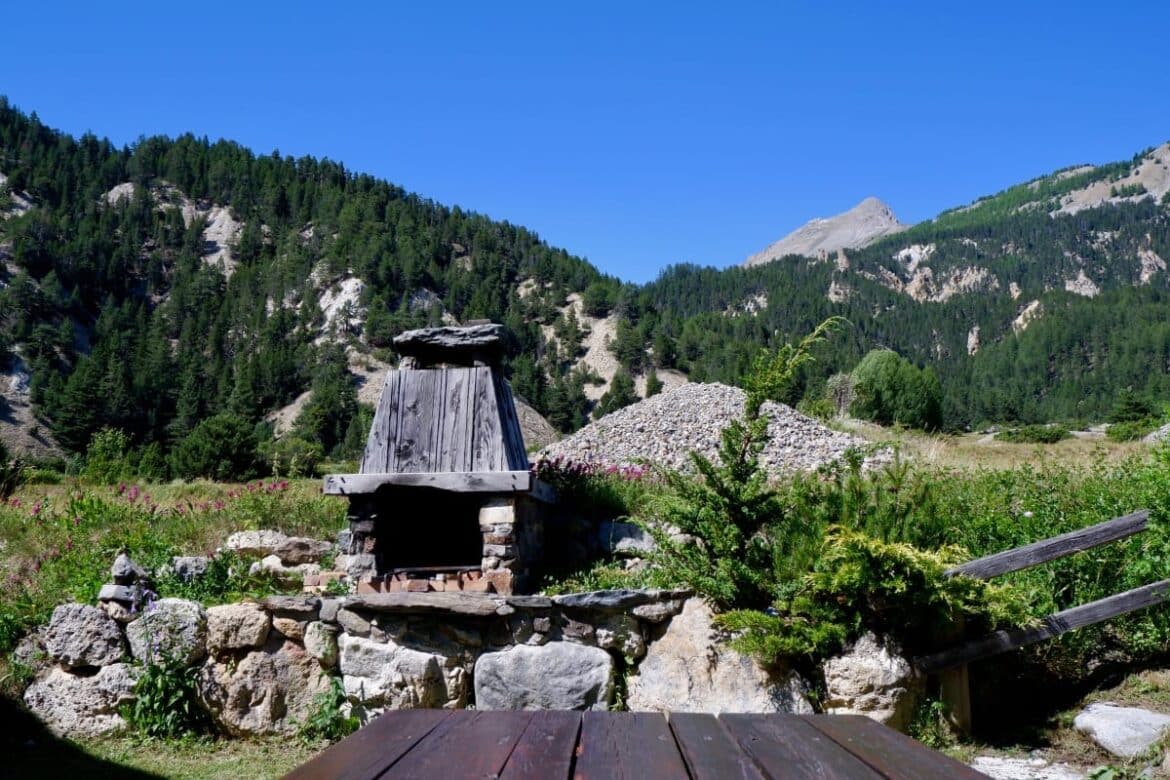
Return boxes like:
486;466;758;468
285;710;987;779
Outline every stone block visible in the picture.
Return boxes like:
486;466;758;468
126;598;207;666
44;604;124;669
206;603;270;653
474;644;613;711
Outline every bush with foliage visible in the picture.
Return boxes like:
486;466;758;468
263;436;325;478
123;651;211;738
646;318;845;607
0;440;23;500
83;427;134;484
994;424;1071;444
717;527;1034;662
594;370;639;418
1107;420;1158;442
298;676;359;743
850;349;943;431
170;413;260;481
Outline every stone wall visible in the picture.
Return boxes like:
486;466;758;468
21;586;854;738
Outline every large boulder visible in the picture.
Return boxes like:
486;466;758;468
626;599;812;714
43;603;124;669
206;603;271;654
198;637;331;736
224;529;288;557
338;634;467;712
474;643;613;711
822;632;923;732
1074;702;1170;759
23;663;137;737
125;598;207;666
273;536;333;565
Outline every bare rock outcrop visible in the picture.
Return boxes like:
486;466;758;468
745;197;907;266
821;632;923;732
626;599;812;714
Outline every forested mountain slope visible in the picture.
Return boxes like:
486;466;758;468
0;100;611;461
629;145;1170;428
1;97;1169;464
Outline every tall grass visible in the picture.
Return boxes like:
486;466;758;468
0;479;346;651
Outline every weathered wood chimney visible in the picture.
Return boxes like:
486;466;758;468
324;323;552;595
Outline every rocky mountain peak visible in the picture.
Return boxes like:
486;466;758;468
744;197;908;267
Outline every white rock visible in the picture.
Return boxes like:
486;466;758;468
598;520;657;556
206;603;271;653
43;603;124;668
822;632;923;733
198;638;331;736
970;756;1084;780
626;599;812;714
304;621;339;668
126;598;207;666
224;529;288;557
474;643;613;711
249;554;321;583
338;634;466;709
1073;702;1170;759
24;663;137;737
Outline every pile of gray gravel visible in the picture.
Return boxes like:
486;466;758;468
537;382;882;475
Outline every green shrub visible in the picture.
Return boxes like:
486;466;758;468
83;427;133;484
1107;420;1157;442
995;425;1071;444
717;526;1034;663
850;349;942;431
123;652;211;738
298;676;359;743
171;413;260;481
263;436;325;478
0;440;23;500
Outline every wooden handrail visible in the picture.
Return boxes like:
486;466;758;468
945;510;1149;580
916;579;1170;673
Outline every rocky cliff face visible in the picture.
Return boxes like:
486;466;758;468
744;197;908;266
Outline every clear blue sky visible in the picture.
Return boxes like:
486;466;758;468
5;2;1169;283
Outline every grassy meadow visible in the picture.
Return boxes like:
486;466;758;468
2;431;1169;776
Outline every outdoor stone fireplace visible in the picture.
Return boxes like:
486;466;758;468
324;323;553;595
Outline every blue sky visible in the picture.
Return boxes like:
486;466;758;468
5;2;1170;282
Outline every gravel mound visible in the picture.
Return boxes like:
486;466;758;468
537;383;881;475
1144;423;1170;443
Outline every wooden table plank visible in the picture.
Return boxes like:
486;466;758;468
720;713;884;780
381;710;534;779
283;708;452;780
669;712;765;780
574;711;689;780
802;715;987;780
499;710;582;780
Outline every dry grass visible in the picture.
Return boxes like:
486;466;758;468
837;419;1150;471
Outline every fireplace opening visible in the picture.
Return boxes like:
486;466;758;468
373;487;485;572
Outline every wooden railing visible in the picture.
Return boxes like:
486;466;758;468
912;509;1169;730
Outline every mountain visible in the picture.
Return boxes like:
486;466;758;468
2;96;1170;465
643;142;1170;428
743;197;908;266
